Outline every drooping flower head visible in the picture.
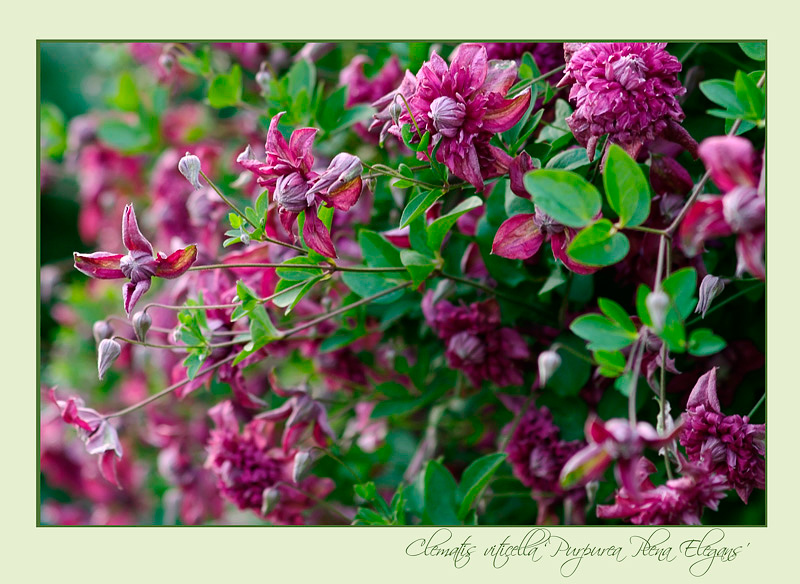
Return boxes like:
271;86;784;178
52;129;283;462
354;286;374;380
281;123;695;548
423;293;530;387
379;44;531;192
237;112;363;258
73;204;198;315
679;136;765;279
558;43;697;161
679;368;765;503
596;456;728;525
205;401;334;524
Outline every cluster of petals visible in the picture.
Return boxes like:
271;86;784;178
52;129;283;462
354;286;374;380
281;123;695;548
501;395;585;523
596;456;728;525
50;388;124;488
372;44;531;192
679;368;765;503
237;112;363;258
205;401;334;524
423;292;529;387
73;204;197;315
679;136;765;279
558;43;697;161
480;43;564;74
559;415;684;501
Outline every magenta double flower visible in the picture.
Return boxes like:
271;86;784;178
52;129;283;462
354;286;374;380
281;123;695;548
73;204;197;315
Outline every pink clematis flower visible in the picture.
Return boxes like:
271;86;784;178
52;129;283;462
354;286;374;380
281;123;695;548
73;204;197;315
679;368;765;503
237;112;363;258
679;136;765;280
381;44;531;192
50;388;123;488
596;456;728;525
558;43;697;161
559;415;684;500
492;207;600;274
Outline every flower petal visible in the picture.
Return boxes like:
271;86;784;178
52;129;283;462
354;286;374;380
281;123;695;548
678;197;732;256
482;59;520;96
73;252;125;279
320;176;362;211
449;44;488;95
482;90;532;133
121;204;154;256
302;208;337;258
735;230;766;280
155;245;198;279
288;127;319;172
699;136;757;191
266;111;291;159
99;450;122;489
509;151;535;198
550;231;599;275
491;214;544;259
559;443;613;489
123;278;152;316
686;368;721;412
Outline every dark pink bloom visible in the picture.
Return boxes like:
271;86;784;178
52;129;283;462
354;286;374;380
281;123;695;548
205;401;334;524
50;389;123;488
596;456;728;525
502;396;585;523
558;43;696;161
389;44;531;192
213;42;269;70
423;293;530;387
73;204;198;315
340;55;404;107
492;207;599;274
481;43;565;74
560;415;684;499
680;368;765;503
679;136;765;279
237;112;363;258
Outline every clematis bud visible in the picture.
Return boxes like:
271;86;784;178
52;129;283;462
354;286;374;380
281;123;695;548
178;152;202;190
255;62;272;93
274;172;310;213
92;320;114;344
131;311;152;342
239;232;251;246
429;96;466;137
261;487;281;516
537;350;562;387
722;186;765;233
158;53;175;73
646;290;670;333
292;450;318;483
97;338;122;380
695;275;725;319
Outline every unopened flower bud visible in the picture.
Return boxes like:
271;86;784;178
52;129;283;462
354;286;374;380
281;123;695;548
292;450;317;483
646;290;670;333
255;62;272;93
132;311;152;342
695;275;725;319
537;350;562;387
261;487;281;516
429;96;466;137
722;186;765;233
274;172;310;213
97;339;121;380
158;53;175;73
93;321;114;344
239;232;251;246
389;98;403;126
178;152;202;190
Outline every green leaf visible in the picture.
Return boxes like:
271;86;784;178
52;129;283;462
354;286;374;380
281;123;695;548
426;196;483;251
423;460;460;525
400;189;445;228
570;314;637;351
96;120;150;152
523;170;602;228
110;73;140;112
636;284;654;327
567;219;630;266
354;482;378;502
287;59;316;99
340;271;407;304
688;329;727;356
183;351;208;380
661;267;697;319
275;257;325;281
545;148;591;170
536;99;572;144
317;85;346;131
598;297;637;333
272;277;321;313
456;453;507;520
603;144;651;227
208;65;242;109
593;350;626;377
359;230;403;268
400;250;437;289
699;80;744;112
739;42;766;61
734;70;765;119
371;382;447;418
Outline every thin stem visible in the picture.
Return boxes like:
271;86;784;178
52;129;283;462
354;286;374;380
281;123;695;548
685;282;763;325
659;342;674;480
626;225;668;236
188;262;405;273
306;446;363;483
274;481;352;524
747;394;765;418
439;272;552;320
654;236;667;291
679;43;700;64
103;355;236;420
112;335;242;351
550;342;598;368
627;334;647;426
507;64;566;97
498;392;535;452
282;281;413;338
